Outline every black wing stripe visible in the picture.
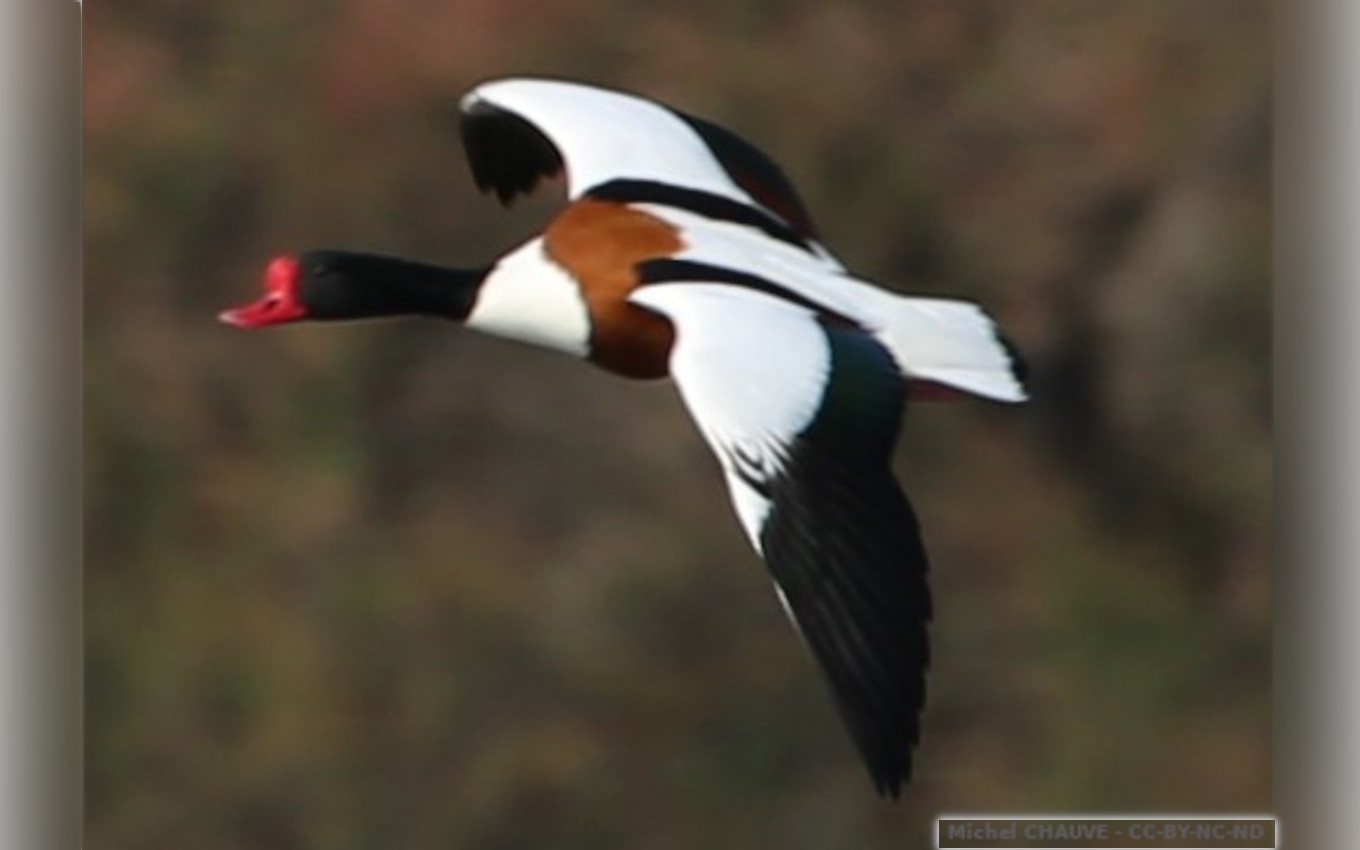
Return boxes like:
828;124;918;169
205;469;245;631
587;179;815;253
637;259;859;326
460;101;564;205
757;326;930;798
670;109;821;239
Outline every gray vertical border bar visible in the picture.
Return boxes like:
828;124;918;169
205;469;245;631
1280;1;1360;849
0;0;82;847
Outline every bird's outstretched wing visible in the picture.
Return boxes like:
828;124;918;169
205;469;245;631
459;78;820;240
628;282;932;797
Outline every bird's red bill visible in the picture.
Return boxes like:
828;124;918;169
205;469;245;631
219;256;307;328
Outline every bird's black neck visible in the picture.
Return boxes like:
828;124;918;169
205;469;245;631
301;251;490;322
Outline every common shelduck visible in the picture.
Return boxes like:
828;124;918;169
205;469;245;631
221;77;1027;797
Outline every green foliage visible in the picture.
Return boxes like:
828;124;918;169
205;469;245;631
86;2;1270;847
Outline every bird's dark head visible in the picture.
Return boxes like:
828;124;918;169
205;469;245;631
220;250;485;328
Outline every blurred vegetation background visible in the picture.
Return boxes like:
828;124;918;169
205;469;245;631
84;1;1270;848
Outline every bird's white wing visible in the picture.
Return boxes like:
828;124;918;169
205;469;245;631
628;283;932;797
459;78;821;240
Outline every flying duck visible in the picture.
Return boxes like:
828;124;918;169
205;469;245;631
221;77;1027;797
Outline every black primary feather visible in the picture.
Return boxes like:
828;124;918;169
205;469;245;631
460;101;563;205
754;325;931;798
